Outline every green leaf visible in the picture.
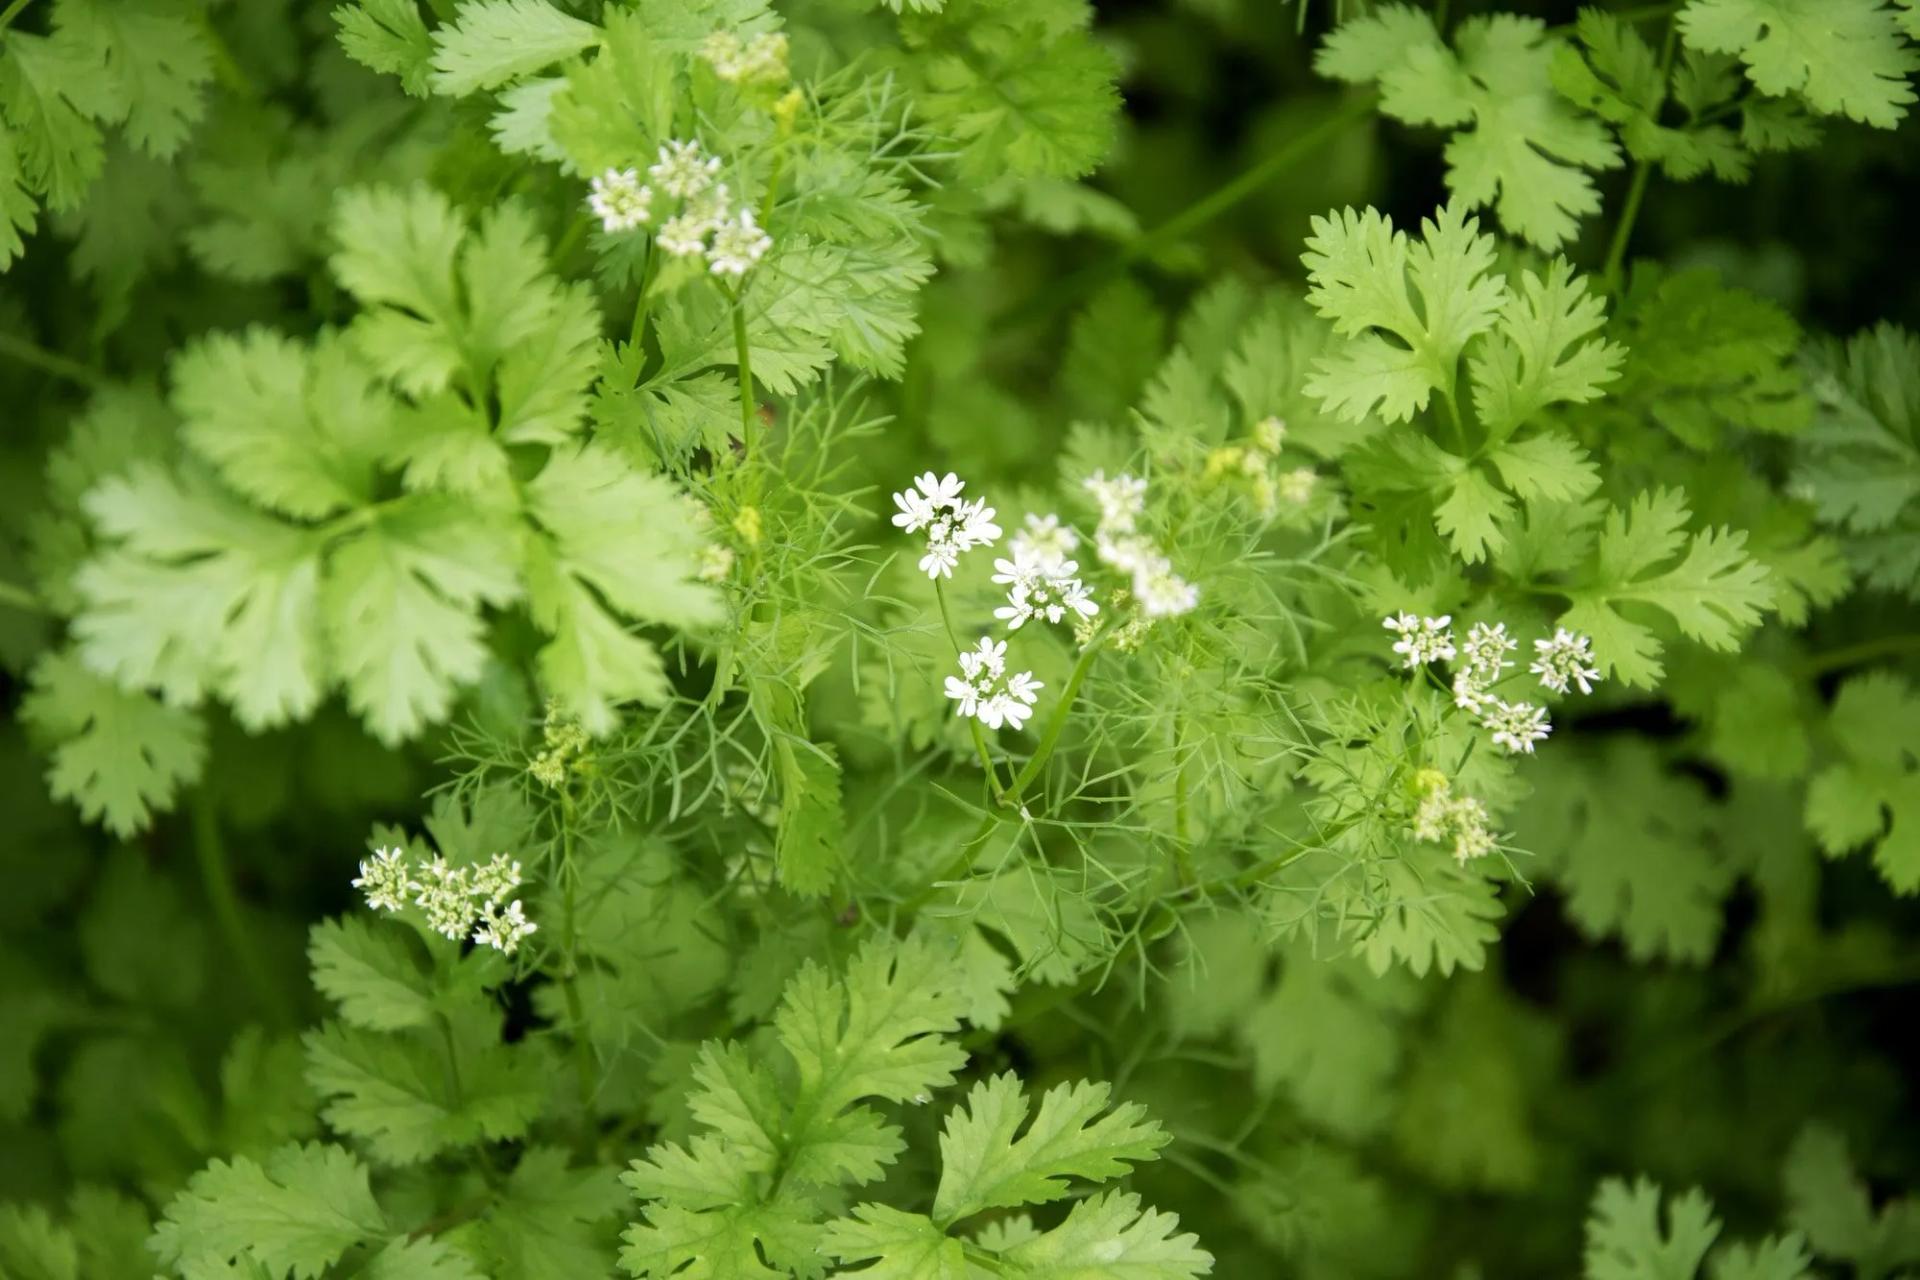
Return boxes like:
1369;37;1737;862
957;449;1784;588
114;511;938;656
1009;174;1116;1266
172;328;393;520
334;0;436;97
428;0;600;97
1584;1179;1721;1280
1679;0;1920;128
1782;1125;1920;1276
822;1206;967;1280
932;1074;1169;1226
990;1190;1213;1279
475;1149;626;1280
19;647;206;836
919;15;1120;182
1803;672;1920;894
0;1204;77;1280
50;0;214;159
1554;12;1751;182
1319;8;1621;248
150;1142;386;1280
1302;201;1507;424
0;33;106;212
308;916;437;1032
1561;488;1775;686
1468;258;1625;436
523;442;722;732
324;499;521;746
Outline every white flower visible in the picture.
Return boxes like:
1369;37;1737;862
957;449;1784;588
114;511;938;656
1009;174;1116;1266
1531;628;1602;696
473;899;538;956
1459;622;1517;680
657;183;731;259
707;207;772;277
587;167;652;234
1278;467;1317;506
1411;786;1452;842
648;138;722;199
1452;670;1490;713
1383;613;1456;668
412;856;476;940
1482;698;1551;755
352;846;411;913
892;472;1000;579
470;853;523;904
947;638;1041;732
1134;560;1199;618
697;544;735;582
1082;470;1148;533
992;555;1098;630
1094;531;1159;575
1008;512;1078;569
1253;416;1287;454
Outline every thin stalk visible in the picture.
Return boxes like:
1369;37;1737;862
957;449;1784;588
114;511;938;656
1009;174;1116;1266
1171;713;1194;889
628;244;659;351
934;579;1008;800
556;801;600;1137
1601;17;1677;293
1007;93;1378;326
1796;633;1920;677
198;13;259;101
1005;633;1104;802
731;293;757;467
0;0;34;30
0;332;105;388
188;789;284;1023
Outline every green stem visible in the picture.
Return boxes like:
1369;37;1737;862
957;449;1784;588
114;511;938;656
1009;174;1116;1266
1796;634;1920;677
1171;713;1194;890
1006;92;1378;326
1005;634;1104;802
0;578;45;614
557;802;600;1138
629;243;659;351
934;579;1008;800
188;789;284;1024
0;331;104;388
731;292;757;467
198;13;259;101
1601;18;1676;293
0;0;34;30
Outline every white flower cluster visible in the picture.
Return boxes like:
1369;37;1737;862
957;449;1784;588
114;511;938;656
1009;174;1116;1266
352;846;540;956
892;471;1002;579
944;637;1043;730
585;140;772;278
700;30;789;84
992;517;1098;631
1409;769;1499;864
1383;614;1603;757
1083;470;1198;618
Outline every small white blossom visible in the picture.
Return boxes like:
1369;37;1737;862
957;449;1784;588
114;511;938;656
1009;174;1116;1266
1531;628;1602;696
697;544;735;582
352;846;412;913
1082;470;1148;533
1482;698;1552;755
473;899;539;956
1094;531;1159;575
1008;512;1078;569
992;555;1098;630
648;138;722;199
1277;467;1317;506
946;637;1041;731
1407;770;1501;863
412;857;476;940
1452;670;1490;713
470;853;523;904
1254;416;1287;454
707;207;772;277
1411;778;1453;842
1460;622;1517;680
1383;613;1456;668
587;167;652;234
892;471;1000;579
1134;559;1199;618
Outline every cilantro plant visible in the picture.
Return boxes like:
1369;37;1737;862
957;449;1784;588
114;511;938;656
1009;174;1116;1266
3;0;1920;1276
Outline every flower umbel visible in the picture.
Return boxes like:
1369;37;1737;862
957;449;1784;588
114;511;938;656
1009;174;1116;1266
945;636;1043;731
1008;512;1079;569
648;138;721;198
473;899;539;956
707;207;772;277
992;554;1098;630
1482;698;1552;755
1531;628;1602;696
1383;613;1457;668
587;167;652;234
352;846;411;913
892;471;1001;579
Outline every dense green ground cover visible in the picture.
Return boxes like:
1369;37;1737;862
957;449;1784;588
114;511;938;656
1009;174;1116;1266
4;0;1920;1275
